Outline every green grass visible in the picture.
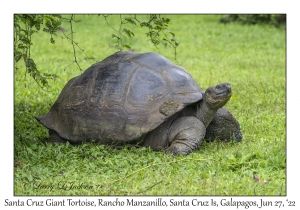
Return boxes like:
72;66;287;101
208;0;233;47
14;15;286;195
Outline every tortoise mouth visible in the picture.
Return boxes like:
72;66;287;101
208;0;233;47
216;89;231;98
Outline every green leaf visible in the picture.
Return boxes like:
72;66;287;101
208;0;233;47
17;43;27;49
123;44;131;49
14;51;23;63
123;28;134;37
112;34;120;40
171;38;180;46
166;30;175;37
161;42;167;47
162;17;170;23
35;24;40;31
125;18;136;25
20;37;31;44
43;28;49;33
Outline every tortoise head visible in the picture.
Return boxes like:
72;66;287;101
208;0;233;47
204;83;232;109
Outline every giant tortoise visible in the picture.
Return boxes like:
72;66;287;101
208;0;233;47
36;51;242;155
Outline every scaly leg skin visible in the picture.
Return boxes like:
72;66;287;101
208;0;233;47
164;117;206;155
205;108;242;142
48;130;67;144
141;119;170;151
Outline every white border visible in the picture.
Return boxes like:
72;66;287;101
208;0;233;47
2;0;299;209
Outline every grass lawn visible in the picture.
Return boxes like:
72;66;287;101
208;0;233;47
14;15;286;195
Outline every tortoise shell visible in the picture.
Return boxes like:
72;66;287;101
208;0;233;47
36;52;203;143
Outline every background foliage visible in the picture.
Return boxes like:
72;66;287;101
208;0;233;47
14;14;179;87
14;14;62;87
14;15;286;195
219;14;286;26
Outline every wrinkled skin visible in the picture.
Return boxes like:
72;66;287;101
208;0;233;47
142;83;234;155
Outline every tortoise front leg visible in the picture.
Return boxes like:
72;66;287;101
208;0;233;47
205;108;242;142
165;117;206;155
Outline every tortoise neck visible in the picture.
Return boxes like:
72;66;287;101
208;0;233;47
196;101;218;127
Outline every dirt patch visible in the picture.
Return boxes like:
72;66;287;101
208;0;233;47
159;101;179;117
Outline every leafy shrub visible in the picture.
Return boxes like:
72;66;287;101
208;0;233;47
219;14;286;26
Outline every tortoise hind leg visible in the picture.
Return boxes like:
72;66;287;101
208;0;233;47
48;130;67;144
